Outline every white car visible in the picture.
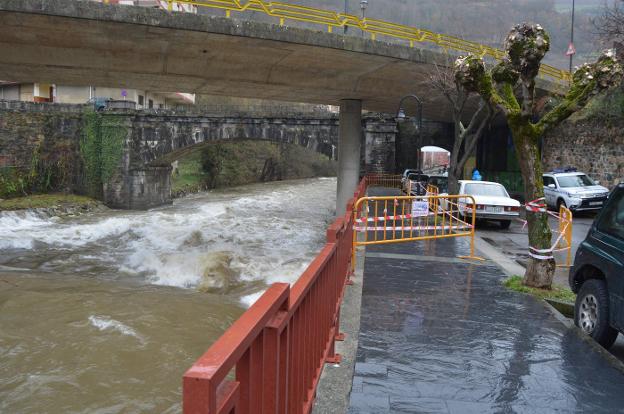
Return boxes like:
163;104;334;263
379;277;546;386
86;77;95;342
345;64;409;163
456;180;521;229
543;171;610;212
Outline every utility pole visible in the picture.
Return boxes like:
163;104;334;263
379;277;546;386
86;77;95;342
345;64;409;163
569;0;575;73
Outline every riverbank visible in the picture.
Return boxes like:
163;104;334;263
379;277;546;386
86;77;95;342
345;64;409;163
171;141;336;198
0;193;106;216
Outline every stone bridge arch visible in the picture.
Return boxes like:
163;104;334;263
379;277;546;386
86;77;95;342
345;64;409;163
129;114;340;167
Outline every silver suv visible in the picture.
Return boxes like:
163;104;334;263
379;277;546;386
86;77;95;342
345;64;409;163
543;170;610;212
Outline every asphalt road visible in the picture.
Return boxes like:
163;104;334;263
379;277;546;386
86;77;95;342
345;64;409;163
476;212;596;287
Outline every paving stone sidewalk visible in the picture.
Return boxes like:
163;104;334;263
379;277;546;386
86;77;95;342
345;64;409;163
348;237;624;413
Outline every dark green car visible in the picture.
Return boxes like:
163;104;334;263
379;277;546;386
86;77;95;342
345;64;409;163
569;183;624;348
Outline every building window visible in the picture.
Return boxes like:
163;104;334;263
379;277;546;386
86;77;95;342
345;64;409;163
138;95;144;106
148;99;153;109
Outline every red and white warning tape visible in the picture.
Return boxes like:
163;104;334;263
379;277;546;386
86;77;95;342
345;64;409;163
525;197;547;213
355;212;437;223
354;224;472;232
528;220;571;260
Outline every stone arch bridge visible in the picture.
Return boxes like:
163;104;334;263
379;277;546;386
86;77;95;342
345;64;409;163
104;109;453;209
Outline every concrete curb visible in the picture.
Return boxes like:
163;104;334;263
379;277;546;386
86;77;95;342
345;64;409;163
312;247;365;414
474;234;525;276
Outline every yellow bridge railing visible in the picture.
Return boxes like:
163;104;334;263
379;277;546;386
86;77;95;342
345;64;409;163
162;0;572;84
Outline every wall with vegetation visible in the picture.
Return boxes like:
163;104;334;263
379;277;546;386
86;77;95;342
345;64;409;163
171;140;336;197
543;88;624;189
0;101;85;198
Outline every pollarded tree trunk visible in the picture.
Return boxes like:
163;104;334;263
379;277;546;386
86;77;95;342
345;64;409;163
447;171;460;195
511;125;555;287
454;24;622;289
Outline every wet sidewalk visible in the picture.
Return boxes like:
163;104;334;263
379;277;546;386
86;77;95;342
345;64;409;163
348;237;624;413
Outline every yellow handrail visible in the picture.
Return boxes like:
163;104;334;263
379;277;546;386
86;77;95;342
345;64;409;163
162;0;571;84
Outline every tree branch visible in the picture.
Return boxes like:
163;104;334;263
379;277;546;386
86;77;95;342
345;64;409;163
458;103;495;169
521;79;536;120
536;81;595;134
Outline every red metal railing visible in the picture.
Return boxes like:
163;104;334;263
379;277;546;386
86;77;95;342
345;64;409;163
183;178;367;414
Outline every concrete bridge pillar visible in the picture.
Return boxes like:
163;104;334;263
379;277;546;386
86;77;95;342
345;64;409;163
336;99;362;216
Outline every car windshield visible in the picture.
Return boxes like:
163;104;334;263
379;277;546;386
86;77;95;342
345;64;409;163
407;173;428;182
428;177;448;193
557;174;595;188
464;183;508;197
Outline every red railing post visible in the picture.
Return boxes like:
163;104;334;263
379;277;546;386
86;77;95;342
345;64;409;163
264;308;290;414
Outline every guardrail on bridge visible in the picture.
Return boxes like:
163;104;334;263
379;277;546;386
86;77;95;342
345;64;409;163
157;0;571;84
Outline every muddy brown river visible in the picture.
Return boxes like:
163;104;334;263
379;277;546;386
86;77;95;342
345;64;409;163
0;178;336;413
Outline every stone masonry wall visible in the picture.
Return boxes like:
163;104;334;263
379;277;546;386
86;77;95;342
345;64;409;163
0;100;86;197
543;118;624;189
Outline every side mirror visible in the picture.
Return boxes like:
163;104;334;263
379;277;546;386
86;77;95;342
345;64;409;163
595;181;601;185
548;184;555;188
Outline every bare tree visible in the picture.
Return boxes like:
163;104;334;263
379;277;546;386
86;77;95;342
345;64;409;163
428;63;496;194
454;23;622;289
594;0;624;42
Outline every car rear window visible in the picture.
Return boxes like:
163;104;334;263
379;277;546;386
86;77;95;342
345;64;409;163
464;183;508;197
597;189;624;241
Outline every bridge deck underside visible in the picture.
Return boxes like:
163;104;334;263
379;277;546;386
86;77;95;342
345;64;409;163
0;0;559;122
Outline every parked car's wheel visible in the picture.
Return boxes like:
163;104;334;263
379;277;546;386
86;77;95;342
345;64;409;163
557;198;567;211
574;279;619;348
499;220;511;229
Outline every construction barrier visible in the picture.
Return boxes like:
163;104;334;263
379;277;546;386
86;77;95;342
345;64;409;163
364;173;403;190
352;192;484;264
555;205;573;267
183;178;365;414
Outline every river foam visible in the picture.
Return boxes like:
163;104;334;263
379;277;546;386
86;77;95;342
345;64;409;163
1;178;337;306
88;315;145;344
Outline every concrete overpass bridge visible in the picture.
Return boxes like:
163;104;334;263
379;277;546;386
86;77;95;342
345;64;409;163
0;0;568;212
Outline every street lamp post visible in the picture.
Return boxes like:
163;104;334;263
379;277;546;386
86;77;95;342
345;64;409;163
344;0;348;34
569;0;575;74
396;94;423;172
360;0;367;37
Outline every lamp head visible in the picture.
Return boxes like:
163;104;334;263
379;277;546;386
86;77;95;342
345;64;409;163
396;108;406;122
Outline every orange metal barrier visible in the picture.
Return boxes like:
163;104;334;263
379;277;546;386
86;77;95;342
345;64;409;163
556;205;573;268
364;173;403;190
352;193;484;263
183;179;365;414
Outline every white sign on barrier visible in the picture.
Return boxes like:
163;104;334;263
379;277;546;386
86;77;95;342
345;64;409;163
411;200;429;217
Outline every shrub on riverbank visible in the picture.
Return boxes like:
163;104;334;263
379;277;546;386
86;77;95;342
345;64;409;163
0;193;99;212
